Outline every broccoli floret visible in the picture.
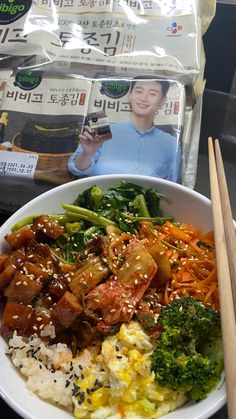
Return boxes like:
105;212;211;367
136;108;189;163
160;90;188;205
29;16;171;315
151;296;223;401
157;296;221;350
152;348;222;401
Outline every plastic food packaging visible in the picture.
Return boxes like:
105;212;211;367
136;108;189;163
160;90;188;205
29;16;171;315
0;0;216;212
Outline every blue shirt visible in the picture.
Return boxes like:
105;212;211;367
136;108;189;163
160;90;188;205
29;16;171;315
68;121;181;182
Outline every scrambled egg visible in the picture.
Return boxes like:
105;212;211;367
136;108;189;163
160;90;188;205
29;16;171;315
73;322;187;419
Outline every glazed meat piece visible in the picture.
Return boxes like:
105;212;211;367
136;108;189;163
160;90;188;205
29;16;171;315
1;301;54;339
4;272;43;304
1;302;35;338
4;226;35;249
0;249;26;291
0;254;10;271
47;275;69;300
32;215;65;239
51;291;83;328
0;264;17;291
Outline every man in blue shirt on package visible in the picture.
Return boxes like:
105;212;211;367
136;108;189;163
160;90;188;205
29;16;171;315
68;78;181;182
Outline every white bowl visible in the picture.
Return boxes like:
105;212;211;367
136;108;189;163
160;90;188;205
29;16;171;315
0;174;226;419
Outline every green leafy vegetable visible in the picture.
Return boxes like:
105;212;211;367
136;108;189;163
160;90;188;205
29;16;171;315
70;181;165;233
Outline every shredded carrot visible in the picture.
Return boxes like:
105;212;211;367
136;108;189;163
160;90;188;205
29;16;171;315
151;222;219;310
163;221;193;243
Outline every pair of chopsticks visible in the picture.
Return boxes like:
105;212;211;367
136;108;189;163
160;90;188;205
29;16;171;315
208;137;236;419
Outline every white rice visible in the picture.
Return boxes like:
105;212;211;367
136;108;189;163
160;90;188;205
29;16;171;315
8;332;93;409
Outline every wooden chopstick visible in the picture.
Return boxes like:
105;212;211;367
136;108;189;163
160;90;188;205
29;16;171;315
214;139;236;314
208;137;236;419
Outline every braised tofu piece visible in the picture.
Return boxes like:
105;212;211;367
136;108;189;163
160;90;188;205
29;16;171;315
68;256;109;298
4;272;43;304
32;215;65;239
1;301;35;338
4;226;35;249
52;291;83;328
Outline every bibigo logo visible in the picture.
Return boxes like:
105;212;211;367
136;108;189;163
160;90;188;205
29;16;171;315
14;69;43;91
0;0;32;25
167;22;183;36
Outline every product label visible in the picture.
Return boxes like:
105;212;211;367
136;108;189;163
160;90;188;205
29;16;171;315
1;75;91;115
87;77;185;126
0;8;201;74
37;0;197;17
100;79;131;98
0;0;32;25
0;75;92;184
14;69;43;91
46;13;201;73
0;150;38;178
38;0;113;15
73;77;186;182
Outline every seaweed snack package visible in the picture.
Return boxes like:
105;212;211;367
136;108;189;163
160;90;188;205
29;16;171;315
0;0;58;58
40;10;201;78
0;69;91;212
68;76;185;183
0;0;215;81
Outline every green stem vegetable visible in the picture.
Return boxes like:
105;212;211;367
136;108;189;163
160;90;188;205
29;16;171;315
122;213;173;225
91;186;104;211
61;204;116;228
11;213;82;231
134;194;150;217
